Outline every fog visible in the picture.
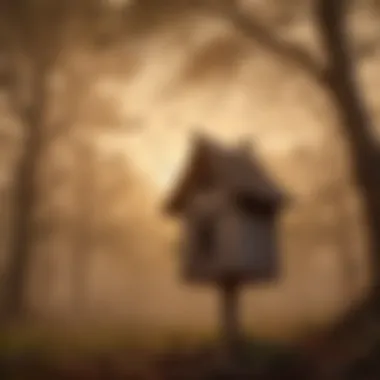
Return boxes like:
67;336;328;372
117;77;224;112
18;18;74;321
0;0;379;343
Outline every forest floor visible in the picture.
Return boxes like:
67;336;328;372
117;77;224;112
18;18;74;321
0;322;312;379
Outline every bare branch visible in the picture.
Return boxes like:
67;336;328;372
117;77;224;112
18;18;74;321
219;0;325;84
355;34;380;59
316;0;377;154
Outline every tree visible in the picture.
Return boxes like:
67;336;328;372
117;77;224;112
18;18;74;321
0;0;62;319
217;0;378;299
316;0;380;302
0;0;107;319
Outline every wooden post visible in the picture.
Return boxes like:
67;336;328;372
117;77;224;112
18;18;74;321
220;280;241;369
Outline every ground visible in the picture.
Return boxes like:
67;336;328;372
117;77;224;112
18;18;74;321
0;323;311;379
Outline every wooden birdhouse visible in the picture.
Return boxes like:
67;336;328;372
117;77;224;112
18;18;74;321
164;134;286;285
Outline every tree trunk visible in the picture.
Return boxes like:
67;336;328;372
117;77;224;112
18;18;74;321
72;137;95;314
2;66;47;320
307;2;380;375
316;0;380;305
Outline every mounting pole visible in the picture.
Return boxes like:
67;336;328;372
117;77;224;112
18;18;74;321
220;280;241;369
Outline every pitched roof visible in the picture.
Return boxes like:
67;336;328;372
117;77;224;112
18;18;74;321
164;134;286;216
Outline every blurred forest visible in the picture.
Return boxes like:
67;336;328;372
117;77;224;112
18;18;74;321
0;0;380;378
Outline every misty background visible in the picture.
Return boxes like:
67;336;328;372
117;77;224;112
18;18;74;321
0;0;379;342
